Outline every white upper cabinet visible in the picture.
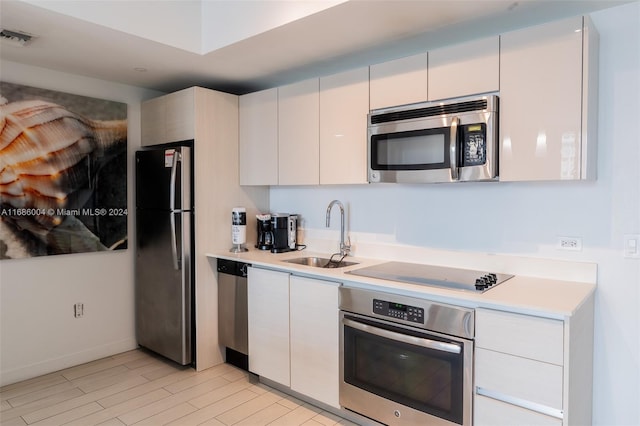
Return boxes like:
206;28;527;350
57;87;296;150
370;52;429;110
239;88;278;185
141;88;195;146
428;36;499;101
320;67;369;185
140;96;164;146
278;78;320;185
499;16;598;181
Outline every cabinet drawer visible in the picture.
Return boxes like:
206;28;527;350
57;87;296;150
474;395;562;426
476;308;564;365
475;348;563;411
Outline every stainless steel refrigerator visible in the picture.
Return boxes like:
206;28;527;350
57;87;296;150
135;145;193;366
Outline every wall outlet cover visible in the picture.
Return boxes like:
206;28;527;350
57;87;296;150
557;236;583;251
623;234;640;259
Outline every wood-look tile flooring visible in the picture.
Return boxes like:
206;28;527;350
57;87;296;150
0;349;359;426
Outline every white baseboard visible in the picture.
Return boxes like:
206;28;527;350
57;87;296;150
0;338;138;387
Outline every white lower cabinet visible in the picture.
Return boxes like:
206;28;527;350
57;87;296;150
247;267;340;409
475;308;565;424
475;348;563;413
476;308;564;365
474;303;594;426
290;276;340;408
475;395;562;426
247;267;290;386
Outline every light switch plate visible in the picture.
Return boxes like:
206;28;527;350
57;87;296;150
623;234;640;259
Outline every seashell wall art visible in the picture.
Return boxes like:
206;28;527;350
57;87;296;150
0;82;128;260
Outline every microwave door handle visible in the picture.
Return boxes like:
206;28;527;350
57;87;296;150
343;317;461;354
450;116;459;180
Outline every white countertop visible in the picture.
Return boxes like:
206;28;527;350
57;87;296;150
208;248;595;320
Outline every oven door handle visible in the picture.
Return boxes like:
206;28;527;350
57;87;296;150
343;317;461;354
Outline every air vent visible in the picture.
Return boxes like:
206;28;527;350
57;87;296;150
0;29;35;46
371;99;489;125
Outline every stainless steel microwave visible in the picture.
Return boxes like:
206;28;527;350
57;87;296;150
367;94;499;183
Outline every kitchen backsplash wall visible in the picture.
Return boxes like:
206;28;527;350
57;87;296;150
271;180;605;258
270;3;640;425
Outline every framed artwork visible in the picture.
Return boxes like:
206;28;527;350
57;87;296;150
0;82;128;259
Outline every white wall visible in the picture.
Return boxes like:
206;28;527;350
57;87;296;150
0;61;163;386
201;0;347;53
270;3;640;425
24;0;202;54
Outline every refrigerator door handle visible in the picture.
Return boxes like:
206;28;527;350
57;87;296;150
170;150;182;271
170;212;181;270
169;150;182;211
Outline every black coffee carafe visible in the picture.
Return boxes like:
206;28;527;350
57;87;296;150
270;213;291;253
256;214;273;250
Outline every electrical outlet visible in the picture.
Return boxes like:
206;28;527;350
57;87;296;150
74;303;84;318
623;234;640;259
557;236;582;251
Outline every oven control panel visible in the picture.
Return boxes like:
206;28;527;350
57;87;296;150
373;299;424;324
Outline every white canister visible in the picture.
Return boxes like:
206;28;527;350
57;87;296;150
231;207;247;245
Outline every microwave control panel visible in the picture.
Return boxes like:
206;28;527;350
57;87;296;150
373;299;424;324
461;123;486;166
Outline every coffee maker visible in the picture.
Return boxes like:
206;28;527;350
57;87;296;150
287;215;298;251
256;214;273;251
270;213;297;253
271;213;290;253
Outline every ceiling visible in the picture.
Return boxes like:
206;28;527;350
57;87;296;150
0;0;631;95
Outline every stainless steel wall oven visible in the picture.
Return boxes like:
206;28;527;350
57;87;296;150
339;287;474;425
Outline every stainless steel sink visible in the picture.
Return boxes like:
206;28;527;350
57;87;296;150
284;256;358;269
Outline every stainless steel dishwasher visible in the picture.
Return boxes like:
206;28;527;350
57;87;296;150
217;258;250;370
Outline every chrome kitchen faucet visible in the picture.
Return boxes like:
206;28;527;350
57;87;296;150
326;200;351;257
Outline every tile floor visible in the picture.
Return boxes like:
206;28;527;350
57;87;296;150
0;349;362;426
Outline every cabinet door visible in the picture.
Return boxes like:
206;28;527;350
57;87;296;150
475;348;563;411
428;36;499;101
247;267;290;386
239;88;278;185
164;88;195;143
475;395;562;426
320;68;369;185
289;276;340;408
141;89;195;146
278;78;320;185
370;52;429;110
141;96;165;146
499;16;586;181
476;308;564;365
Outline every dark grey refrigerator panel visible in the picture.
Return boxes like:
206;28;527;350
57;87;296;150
136;146;192;211
135;144;194;366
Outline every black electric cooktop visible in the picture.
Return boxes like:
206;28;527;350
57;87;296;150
346;261;513;293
